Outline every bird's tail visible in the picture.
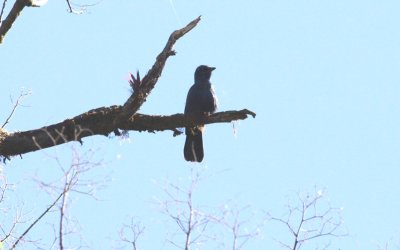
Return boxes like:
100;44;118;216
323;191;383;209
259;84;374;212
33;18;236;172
184;132;204;162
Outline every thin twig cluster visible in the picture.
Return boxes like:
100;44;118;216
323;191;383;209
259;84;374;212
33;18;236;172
0;147;107;249
268;187;348;250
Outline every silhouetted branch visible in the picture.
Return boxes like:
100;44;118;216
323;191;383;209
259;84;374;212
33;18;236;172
0;108;254;159
0;0;8;23
0;16;255;160
65;0;102;14
0;0;46;43
65;0;81;14
2;89;31;128
119;16;201;121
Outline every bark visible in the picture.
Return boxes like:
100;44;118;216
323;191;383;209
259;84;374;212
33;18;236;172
0;0;34;43
0;107;255;158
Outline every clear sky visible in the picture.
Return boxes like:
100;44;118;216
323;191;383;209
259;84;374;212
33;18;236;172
1;0;400;249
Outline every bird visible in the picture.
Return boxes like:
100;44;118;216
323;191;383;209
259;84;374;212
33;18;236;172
184;65;217;162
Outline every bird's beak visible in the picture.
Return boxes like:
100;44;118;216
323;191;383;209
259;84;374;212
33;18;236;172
209;67;216;71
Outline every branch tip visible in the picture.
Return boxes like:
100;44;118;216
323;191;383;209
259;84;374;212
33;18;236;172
120;16;202;118
243;109;256;118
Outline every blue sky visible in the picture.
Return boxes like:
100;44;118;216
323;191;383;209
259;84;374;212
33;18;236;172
1;0;400;249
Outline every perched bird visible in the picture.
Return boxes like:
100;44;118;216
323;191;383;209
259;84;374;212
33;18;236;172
184;65;217;162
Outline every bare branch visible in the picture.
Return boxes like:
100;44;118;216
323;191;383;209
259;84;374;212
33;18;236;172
119;16;201;120
65;0;102;14
209;203;264;250
156;167;211;250
2;89;31;128
0;15;255;160
65;0;83;14
268;187;348;250
0;0;46;43
0;108;255;159
374;237;400;250
59;179;70;250
10;187;67;250
117;217;145;250
22;146;107;249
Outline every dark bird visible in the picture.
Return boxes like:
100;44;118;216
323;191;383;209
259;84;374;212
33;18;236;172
184;65;217;162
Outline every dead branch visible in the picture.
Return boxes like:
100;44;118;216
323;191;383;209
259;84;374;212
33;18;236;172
0;0;46;43
65;0;81;14
0;16;255;160
2;89;31;128
0;108;255;159
119;16;201;121
0;0;30;43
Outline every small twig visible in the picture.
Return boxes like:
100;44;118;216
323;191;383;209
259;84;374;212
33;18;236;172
65;0;83;14
268;187;348;250
59;181;69;250
118;218;145;250
1;89;31;128
209;203;263;250
65;0;72;12
65;0;102;14
157;167;210;249
0;179;22;244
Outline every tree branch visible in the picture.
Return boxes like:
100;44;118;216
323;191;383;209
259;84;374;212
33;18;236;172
119;16;201;121
0;16;255;160
2;89;31;128
10;187;68;250
0;108;255;158
0;0;47;43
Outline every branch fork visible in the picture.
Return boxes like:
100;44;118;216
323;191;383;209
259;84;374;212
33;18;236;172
0;16;256;160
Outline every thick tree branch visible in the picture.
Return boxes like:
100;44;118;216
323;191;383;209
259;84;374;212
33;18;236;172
0;0;45;43
0;108;255;158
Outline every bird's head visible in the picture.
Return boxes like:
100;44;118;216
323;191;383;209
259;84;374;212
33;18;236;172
194;65;216;84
